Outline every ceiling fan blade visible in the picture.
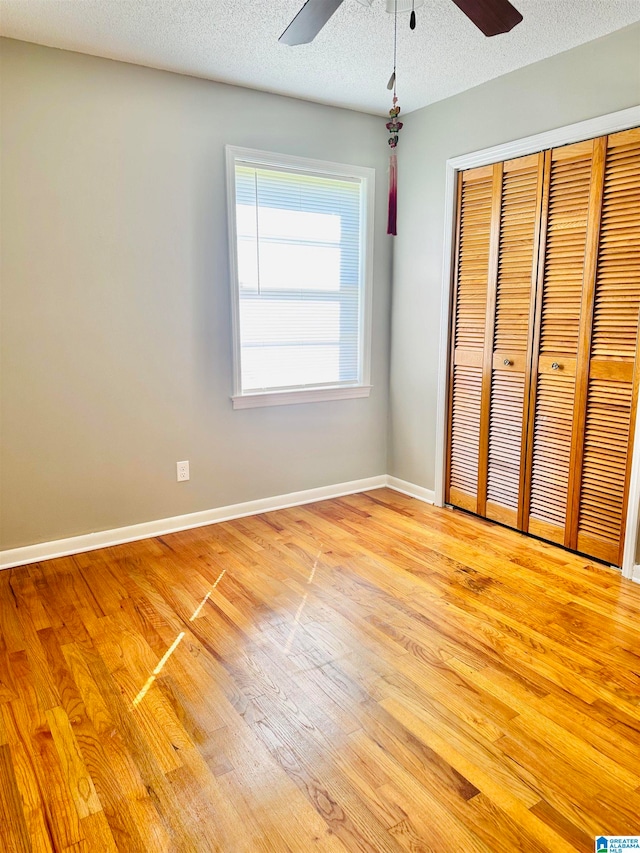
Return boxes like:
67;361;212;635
450;0;523;36
279;0;346;45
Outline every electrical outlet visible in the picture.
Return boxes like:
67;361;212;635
177;461;190;482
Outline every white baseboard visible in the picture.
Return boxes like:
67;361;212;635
633;565;640;585
0;474;437;570
0;475;391;570
386;476;435;505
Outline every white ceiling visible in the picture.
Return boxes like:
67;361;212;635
1;0;639;115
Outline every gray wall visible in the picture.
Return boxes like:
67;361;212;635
0;39;392;550
389;23;640;491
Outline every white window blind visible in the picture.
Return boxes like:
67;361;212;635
227;149;373;406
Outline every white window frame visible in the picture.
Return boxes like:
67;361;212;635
225;145;375;409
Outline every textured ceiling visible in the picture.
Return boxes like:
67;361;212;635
1;0;639;114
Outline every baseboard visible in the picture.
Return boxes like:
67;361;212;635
633;565;640;585
0;475;389;570
0;473;438;570
386;476;436;505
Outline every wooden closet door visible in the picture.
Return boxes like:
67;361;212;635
484;153;544;527
448;129;640;567
524;140;600;545
571;128;640;565
446;165;494;512
448;155;543;524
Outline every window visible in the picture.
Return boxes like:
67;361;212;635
226;147;374;408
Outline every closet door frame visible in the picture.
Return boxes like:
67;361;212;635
434;105;640;582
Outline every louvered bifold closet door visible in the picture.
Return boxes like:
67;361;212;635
524;140;599;545
484;153;544;527
446;166;494;512
572;128;640;565
447;130;640;566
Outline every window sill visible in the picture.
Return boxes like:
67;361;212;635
232;385;372;410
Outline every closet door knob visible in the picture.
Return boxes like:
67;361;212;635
503;358;512;366
551;362;560;370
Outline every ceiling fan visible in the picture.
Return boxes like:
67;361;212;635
279;0;523;45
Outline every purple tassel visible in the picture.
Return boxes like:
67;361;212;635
387;153;398;236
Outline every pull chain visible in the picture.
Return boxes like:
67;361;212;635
386;0;402;236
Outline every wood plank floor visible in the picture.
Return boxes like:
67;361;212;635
1;489;639;852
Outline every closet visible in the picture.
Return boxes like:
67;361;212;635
445;127;640;567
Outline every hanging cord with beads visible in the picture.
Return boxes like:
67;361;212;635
386;0;403;236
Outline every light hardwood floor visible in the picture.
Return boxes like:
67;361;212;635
1;489;639;852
